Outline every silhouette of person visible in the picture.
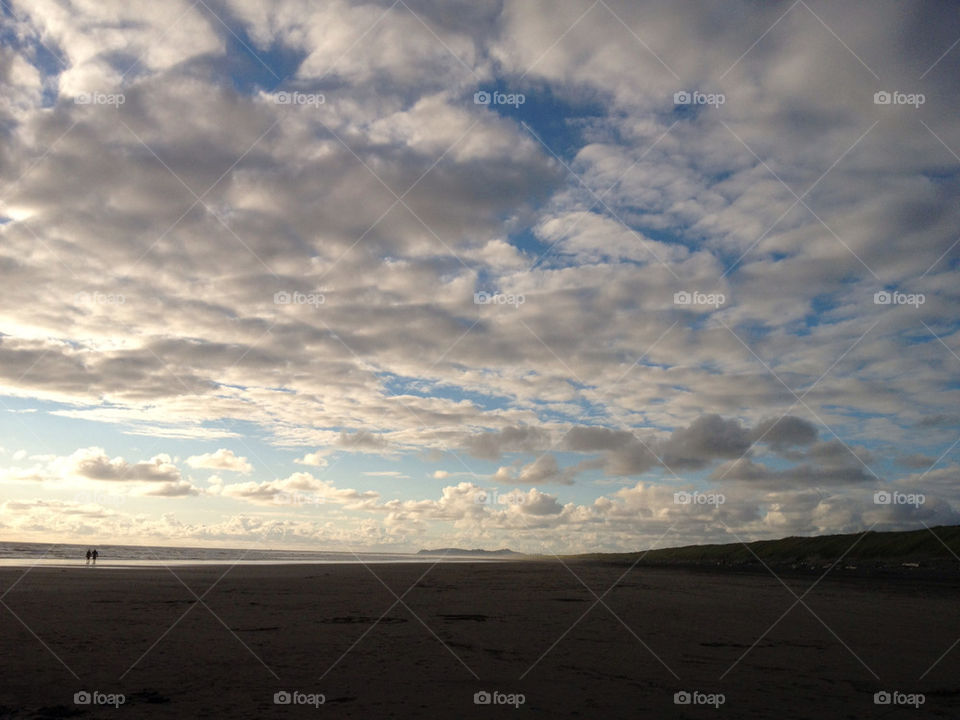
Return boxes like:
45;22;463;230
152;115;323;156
85;549;91;565
92;549;98;565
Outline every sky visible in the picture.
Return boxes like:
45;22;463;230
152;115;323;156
0;0;958;554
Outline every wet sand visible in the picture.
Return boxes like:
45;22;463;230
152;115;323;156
1;561;959;718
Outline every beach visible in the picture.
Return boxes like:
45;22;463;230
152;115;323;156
1;561;959;718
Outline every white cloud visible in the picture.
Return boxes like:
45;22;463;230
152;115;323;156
186;449;253;474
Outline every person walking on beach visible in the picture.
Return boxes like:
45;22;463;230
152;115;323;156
85;549;91;565
91;549;98;565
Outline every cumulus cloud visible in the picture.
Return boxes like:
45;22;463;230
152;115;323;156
493;454;578;485
186;449;253;474
221;472;380;508
1;447;203;498
465;426;552;460
710;457;874;488
295;451;329;468
560;414;819;478
748;416;819;450
60;447;182;484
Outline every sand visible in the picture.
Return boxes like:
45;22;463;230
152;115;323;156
1;561;959;718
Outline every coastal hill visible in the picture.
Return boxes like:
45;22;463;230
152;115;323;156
566;525;960;571
417;526;960;574
416;548;522;556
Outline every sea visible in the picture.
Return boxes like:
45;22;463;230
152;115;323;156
0;541;503;567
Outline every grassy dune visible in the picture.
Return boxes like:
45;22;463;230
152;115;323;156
563;525;960;569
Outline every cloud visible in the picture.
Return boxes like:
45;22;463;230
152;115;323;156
142;481;200;497
519;489;564;516
896;453;937;470
61;447;182;483
295;451;329;467
465;426;552;460
710;457;874;488
0;447;203;498
659;415;752;470
748;416;819;450
561;414;818;478
494;455;577;485
221;472;380;508
186;449;253;474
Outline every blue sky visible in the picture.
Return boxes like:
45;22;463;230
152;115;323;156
0;0;959;552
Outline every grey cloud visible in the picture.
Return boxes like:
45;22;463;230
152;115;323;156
558;414;825;477
465;425;551;460
896;453;937;470
710;457;874;488
659;414;751;470
748;416;819;450
511;455;577;486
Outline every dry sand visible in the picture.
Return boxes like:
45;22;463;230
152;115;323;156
1;561;958;718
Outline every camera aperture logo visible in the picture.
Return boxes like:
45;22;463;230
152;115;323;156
674;491;725;506
874;690;924;708
473;690;525;708
274;290;325;308
275;91;325;108
873;91;924;108
873;290;924;308
74;690;125;708
674;290;725;308
474;290;524;309
474;90;525;108
674;690;725;708
273;690;325;707
873;490;924;508
674;90;725;108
